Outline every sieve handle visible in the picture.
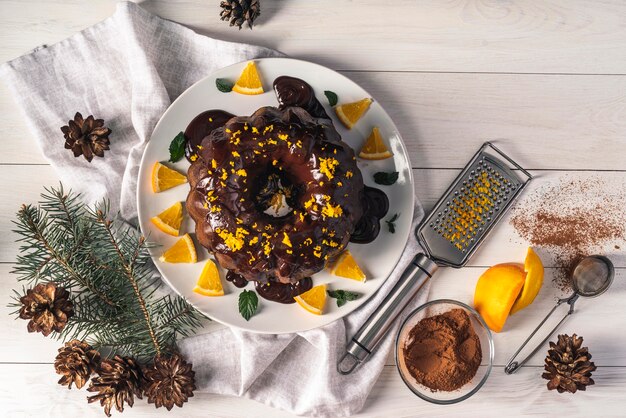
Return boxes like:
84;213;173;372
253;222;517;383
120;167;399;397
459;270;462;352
337;253;438;375
504;293;579;375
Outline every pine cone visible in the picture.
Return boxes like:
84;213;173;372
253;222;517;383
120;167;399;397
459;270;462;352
61;112;111;162
220;0;260;29
142;353;196;410
55;340;101;389
542;334;597;393
87;355;144;417
19;282;74;336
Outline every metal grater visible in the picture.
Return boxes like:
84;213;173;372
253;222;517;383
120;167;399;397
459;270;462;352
417;142;531;267
338;141;532;374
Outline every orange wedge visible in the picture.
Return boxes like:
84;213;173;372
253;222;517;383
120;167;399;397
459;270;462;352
159;234;197;263
359;127;393;160
294;284;327;315
334;98;372;129
193;259;224;296
328;250;366;282
151;162;187;193
150;202;183;236
232;61;264;95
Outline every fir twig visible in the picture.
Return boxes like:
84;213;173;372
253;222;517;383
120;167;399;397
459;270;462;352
10;185;204;360
94;209;161;356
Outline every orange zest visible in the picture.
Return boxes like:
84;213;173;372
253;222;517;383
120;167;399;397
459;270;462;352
151;162;187;193
159;234;197;263
359;127;393;160
334;98;372;129
232;61;264;95
294;284;327;315
193;259;224;296
150;202;184;236
328;250;366;282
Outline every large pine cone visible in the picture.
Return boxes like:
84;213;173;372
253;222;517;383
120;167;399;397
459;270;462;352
542;334;597;393
61;112;111;162
87;355;144;417
55;340;101;389
19;282;74;336
220;0;260;29
142;353;196;410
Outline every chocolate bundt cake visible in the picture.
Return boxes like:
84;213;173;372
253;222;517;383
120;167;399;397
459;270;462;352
186;105;365;284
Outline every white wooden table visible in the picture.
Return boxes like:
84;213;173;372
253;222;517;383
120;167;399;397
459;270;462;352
1;1;625;416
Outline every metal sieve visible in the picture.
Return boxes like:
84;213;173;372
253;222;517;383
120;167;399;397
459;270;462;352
338;142;532;374
504;255;615;374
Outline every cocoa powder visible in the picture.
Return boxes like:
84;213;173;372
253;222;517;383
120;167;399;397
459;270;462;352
510;176;626;292
402;309;482;392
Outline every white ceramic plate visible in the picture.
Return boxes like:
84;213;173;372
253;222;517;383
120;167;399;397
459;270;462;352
137;58;414;334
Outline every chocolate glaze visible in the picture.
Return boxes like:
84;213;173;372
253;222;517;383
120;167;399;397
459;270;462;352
184;76;390;304
226;271;248;288
255;277;313;304
273;76;329;119
350;186;389;244
186;106;365;284
184;110;235;162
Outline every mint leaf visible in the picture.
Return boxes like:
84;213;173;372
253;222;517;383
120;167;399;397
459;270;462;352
168;132;186;163
374;171;399;186
327;289;360;307
324;90;338;106
386;213;400;234
216;78;234;93
238;290;258;321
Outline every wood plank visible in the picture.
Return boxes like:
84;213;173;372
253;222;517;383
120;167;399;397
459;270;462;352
3;72;626;169
0;363;624;417
2;1;626;74
2;166;624;267
3;260;625;367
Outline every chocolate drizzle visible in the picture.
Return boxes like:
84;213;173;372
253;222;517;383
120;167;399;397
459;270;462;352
273;76;329;119
184;110;234;162
350;186;389;244
226;271;248;288
255;277;313;304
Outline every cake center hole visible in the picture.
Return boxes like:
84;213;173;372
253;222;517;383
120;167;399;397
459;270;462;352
256;172;294;218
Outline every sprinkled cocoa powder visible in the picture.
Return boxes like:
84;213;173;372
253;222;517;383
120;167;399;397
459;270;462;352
510;176;626;292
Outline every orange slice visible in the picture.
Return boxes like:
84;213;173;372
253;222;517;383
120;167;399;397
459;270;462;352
334;98;372;129
359;127;393;160
151;162;187;193
193;259;224;296
510;247;545;314
159;234;197;263
328;250;366;282
232;61;264;95
294;284;327;315
150;202;183;236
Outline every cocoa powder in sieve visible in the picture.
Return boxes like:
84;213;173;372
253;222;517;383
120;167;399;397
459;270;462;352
402;309;482;392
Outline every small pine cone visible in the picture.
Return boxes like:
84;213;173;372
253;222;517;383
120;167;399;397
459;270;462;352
142;353;196;410
87;355;144;417
220;0;260;29
61;112;111;162
55;340;101;389
19;282;74;336
542;334;597;393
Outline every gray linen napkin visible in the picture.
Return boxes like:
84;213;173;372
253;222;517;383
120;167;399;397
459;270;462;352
1;2;430;416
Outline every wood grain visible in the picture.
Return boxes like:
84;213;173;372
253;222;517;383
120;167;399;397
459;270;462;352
2;1;626;416
4;71;626;169
1;363;624;417
2;1;626;74
2;166;624;268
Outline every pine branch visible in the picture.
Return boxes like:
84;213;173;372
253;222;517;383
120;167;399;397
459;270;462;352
10;185;204;361
94;208;161;356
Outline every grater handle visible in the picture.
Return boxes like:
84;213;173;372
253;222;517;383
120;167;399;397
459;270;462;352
337;253;438;374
